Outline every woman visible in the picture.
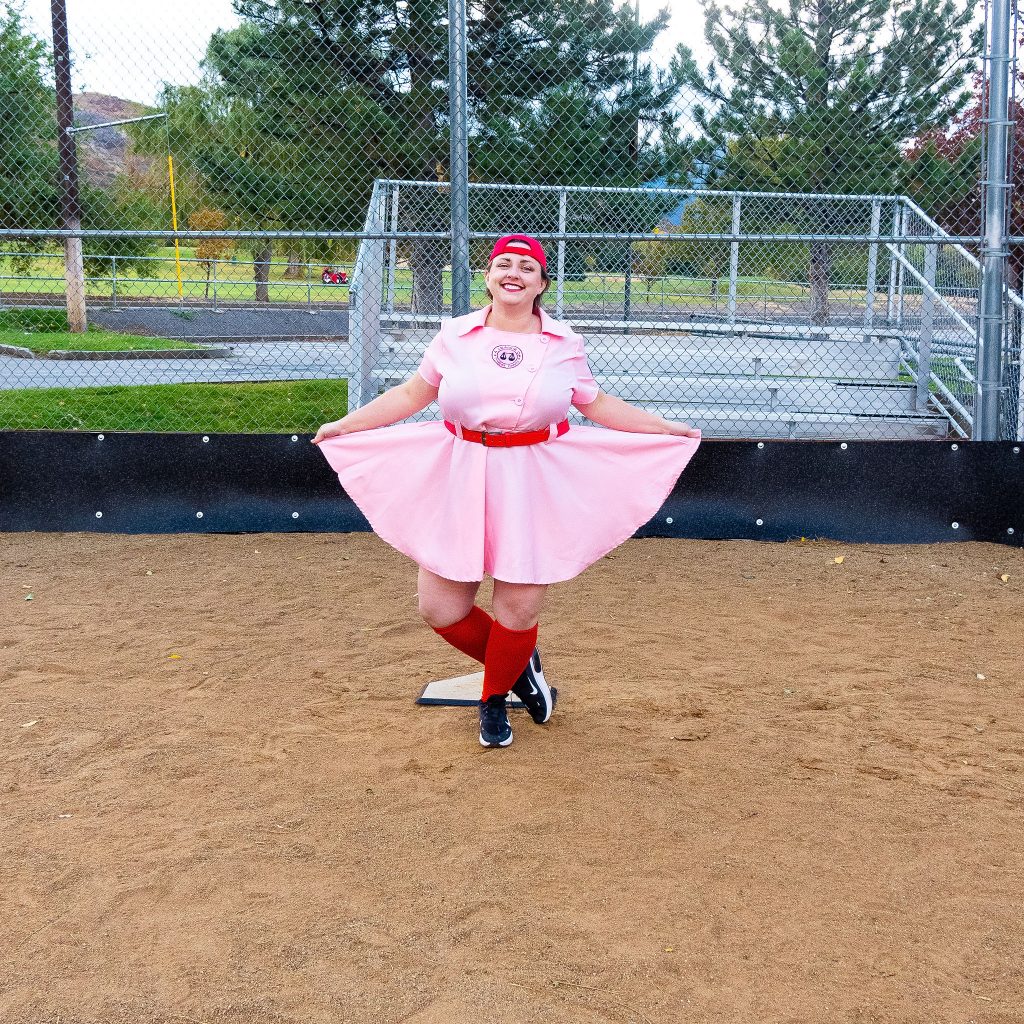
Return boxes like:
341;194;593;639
313;234;700;748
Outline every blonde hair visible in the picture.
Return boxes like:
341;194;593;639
484;258;551;311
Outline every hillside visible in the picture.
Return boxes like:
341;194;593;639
72;92;157;188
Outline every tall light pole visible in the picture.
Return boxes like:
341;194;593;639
50;0;87;332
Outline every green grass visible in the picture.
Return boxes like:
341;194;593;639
1;248;350;305
0;308;198;353
9;333;202;354
1;247;871;310
898;356;970;396
0;379;348;433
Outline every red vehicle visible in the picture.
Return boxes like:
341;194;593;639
321;267;348;285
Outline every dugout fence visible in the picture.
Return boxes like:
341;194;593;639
0;0;1022;541
347;181;1022;441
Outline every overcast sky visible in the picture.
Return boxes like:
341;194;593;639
15;0;708;105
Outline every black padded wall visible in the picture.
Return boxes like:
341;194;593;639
1;432;1021;545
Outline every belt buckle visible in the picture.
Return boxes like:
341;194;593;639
481;429;507;447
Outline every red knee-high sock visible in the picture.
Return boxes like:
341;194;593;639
481;620;538;701
433;606;494;664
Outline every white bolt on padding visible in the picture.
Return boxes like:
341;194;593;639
951;522;959;529
292;512;299;519
97;434;104;441
202;436;210;443
1008;527;1016;535
196;512;204;518
757;442;765;449
840;442;848;449
951;443;959;451
95;511;102;518
291;435;299;442
756;518;764;526
665;516;673;524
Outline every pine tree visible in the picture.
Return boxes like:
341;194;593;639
132;0;685;306
673;0;979;323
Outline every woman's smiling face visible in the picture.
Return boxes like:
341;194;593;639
485;253;548;310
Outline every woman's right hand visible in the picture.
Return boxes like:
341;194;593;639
311;374;439;444
311;419;348;445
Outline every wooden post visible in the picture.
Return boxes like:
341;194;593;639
51;0;87;332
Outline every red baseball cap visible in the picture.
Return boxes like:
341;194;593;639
489;234;547;271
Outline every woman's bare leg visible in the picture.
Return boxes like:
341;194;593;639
491;579;548;630
417;566;482;629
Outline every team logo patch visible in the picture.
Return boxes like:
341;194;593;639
492;345;524;369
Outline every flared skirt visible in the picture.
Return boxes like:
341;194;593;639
318;422;700;584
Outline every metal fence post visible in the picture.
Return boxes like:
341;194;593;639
886;202;900;323
386;183;399;314
448;0;471;317
727;195;741;325
348;272;365;410
896;206;907;328
111;254;117;306
864;198;881;330
975;0;1013;440
349;183;386;410
555;188;567;319
623;242;633;329
1018;315;1024;440
917;243;937;411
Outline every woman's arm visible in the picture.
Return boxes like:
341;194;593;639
574;391;700;437
312;373;439;444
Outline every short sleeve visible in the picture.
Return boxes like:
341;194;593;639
416;331;444;387
570;335;600;405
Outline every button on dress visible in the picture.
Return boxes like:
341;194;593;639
318;305;700;583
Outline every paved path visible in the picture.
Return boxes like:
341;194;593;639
89;306;351;340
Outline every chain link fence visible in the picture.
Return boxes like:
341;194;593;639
0;0;1019;439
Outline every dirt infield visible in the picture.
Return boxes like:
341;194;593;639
2;531;1023;1023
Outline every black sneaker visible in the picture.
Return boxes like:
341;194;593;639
511;649;557;724
478;694;513;748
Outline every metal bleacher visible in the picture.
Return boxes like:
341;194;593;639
376;325;951;439
348;182;994;440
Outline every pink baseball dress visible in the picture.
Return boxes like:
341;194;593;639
318;305;701;584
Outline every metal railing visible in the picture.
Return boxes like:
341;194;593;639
3;185;1012;440
344;181;1022;441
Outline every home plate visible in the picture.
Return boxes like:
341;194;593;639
416;671;525;708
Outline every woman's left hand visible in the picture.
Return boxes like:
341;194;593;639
666;422;701;438
576;392;700;437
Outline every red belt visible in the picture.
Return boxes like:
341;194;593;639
444;419;569;447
